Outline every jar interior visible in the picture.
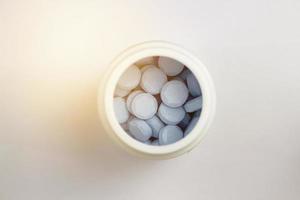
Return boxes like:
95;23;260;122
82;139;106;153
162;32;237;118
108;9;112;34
113;56;202;146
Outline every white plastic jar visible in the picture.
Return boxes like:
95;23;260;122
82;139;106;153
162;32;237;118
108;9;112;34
98;41;216;159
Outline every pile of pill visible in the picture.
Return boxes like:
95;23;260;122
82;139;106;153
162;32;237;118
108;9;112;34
113;56;202;145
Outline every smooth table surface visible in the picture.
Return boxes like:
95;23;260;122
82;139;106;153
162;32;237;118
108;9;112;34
1;0;300;199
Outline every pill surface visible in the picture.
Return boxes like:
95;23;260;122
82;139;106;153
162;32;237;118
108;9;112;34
135;57;155;67
113;97;129;123
158;56;184;76
144;140;151;145
120;115;134;131
194;109;202;117
161;80;189;107
178;68;191;80
131;93;158;120
121;122;129;131
126;90;143;113
141;67;167;95
158;103;185;125
121;115;134;131
140;64;154;73
128;118;152;142
178;113;191;129
146;115;165;138
184;96;203;113
187;73;201;97
117;65;141;90
159;125;183;145
184;116;199;137
151;139;159;146
114;87;130;97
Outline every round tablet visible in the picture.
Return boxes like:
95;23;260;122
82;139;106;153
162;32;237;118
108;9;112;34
113;97;129;123
158;103;185;125
135;57;155;67
186;73;201;97
126;90;143;113
141;67;167;95
128;118;152;142
159;125;183;145
161;80;189;107
117;65;141;90
184;96;203;113
158;56;184;76
131;93;158;120
114;87;130;97
146;115;165;138
184;116;199;137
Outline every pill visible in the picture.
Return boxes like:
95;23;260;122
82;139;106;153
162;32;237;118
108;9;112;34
158;56;184;76
159;125;183;145
114;97;129;123
158;103;185;125
135;57;155;67
184;96;203;113
194;109;202;117
178;113;191;129
186;73;201;97
131;93;158;120
128;118;152;142
161;80;189;107
126;90;143;113
187;95;194;101
184;116;199;137
117;65;141;90
146;115;165;138
114;86;130;97
151;139;159;146
120;115;134;131
178;68;191;80
141;67;167;95
140;64;154;73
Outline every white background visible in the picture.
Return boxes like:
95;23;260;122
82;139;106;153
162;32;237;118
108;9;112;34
1;0;300;199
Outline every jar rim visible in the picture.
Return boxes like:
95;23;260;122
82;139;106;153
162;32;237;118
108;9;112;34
98;41;216;159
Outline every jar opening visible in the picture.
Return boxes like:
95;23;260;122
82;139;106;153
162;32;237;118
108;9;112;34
113;55;203;146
